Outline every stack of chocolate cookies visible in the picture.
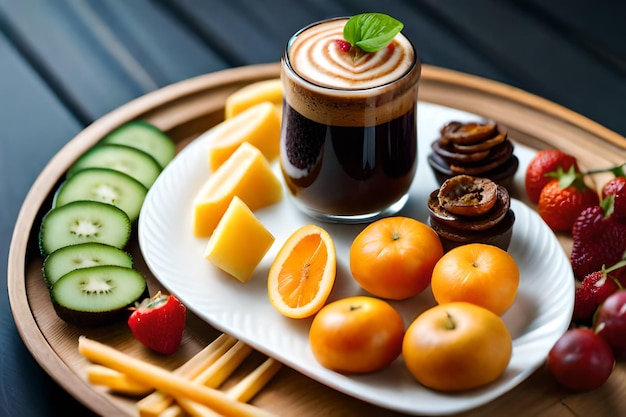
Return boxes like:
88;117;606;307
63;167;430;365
427;120;518;190
428;175;515;252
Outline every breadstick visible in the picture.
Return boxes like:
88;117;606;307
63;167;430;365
227;358;282;402
86;364;153;396
78;336;276;417
167;340;252;415
137;334;236;417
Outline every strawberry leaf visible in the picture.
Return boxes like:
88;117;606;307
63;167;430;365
601;194;615;218
546;165;588;191
343;13;404;53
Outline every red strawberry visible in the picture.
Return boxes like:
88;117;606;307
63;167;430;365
537;166;599;232
128;292;186;355
570;196;626;279
525;149;579;204
573;261;626;324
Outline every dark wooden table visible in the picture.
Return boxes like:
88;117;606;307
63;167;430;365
2;1;625;416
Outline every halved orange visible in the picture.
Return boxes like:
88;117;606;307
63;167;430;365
268;224;336;319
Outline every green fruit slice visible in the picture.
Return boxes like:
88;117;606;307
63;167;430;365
50;265;148;327
39;200;131;256
42;242;133;288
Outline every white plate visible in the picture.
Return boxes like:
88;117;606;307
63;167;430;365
138;102;574;416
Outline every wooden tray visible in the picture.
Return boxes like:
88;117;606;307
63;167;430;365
8;63;626;417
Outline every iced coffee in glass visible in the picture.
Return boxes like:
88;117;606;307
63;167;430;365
280;15;420;223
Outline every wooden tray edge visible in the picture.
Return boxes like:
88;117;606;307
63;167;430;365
420;66;626;151
7;63;625;416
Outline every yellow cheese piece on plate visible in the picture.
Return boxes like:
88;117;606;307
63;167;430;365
207;101;280;171
204;196;275;283
224;79;282;119
193;142;283;237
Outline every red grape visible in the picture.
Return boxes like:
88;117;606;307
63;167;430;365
595;290;626;353
546;328;614;392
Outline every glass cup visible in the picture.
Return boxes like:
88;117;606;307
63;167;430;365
280;17;421;223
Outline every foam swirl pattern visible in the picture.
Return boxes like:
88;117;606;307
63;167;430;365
288;18;414;89
138;102;574;416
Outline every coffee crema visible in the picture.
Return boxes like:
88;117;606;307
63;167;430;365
283;18;419;128
287;18;414;90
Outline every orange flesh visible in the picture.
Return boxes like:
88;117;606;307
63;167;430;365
277;234;326;308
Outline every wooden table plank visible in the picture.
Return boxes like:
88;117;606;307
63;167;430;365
157;0;349;66
3;0;624;137
0;29;97;417
418;0;626;138
0;0;227;123
520;0;626;69
160;0;515;86
337;0;515;83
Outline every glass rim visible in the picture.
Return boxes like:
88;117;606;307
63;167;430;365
283;16;420;93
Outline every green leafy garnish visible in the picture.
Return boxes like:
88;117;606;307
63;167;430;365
343;13;404;53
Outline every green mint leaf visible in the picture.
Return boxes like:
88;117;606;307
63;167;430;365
343;13;404;53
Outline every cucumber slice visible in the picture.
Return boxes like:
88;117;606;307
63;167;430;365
67;144;162;188
42;242;133;288
54;167;148;222
39;200;131;256
101;121;176;168
50;265;148;327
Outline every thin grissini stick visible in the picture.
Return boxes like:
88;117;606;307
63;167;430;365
87;334;236;399
87;335;237;399
175;347;282;416
78;336;277;417
173;401;221;417
193;340;253;388
86;364;153;396
137;334;237;417
226;357;282;402
157;341;282;416
177;333;238;379
169;340;253;416
156;405;186;417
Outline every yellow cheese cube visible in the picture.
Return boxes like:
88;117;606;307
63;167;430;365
193;142;283;237
224;79;283;119
204;196;275;283
207;101;280;171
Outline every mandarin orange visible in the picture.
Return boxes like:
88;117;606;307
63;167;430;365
431;243;519;315
349;217;443;300
309;296;405;373
403;302;512;391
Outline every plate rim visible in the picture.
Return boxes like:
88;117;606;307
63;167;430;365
137;102;575;415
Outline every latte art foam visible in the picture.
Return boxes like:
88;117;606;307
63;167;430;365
288;18;414;89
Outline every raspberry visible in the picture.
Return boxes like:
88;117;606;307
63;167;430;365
571;204;626;279
335;39;351;53
601;176;626;200
573;269;621;324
